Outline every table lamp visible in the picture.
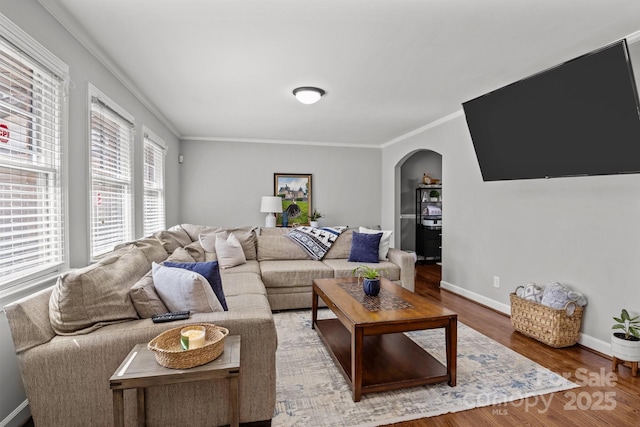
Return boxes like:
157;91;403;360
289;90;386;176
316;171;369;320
260;196;283;228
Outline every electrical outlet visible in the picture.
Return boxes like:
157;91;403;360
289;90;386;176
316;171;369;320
493;276;500;288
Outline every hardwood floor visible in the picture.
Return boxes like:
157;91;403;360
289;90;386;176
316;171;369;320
384;263;640;426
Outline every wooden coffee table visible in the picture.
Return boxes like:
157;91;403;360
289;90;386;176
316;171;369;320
312;277;457;401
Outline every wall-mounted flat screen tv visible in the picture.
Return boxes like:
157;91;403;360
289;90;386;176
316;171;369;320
462;40;640;181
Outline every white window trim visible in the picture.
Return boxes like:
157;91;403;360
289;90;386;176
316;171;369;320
87;83;135;260
142;125;167;236
0;12;70;307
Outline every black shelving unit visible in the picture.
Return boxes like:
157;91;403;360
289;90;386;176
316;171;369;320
416;186;442;263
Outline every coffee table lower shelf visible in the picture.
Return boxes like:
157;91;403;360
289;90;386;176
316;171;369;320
315;318;450;397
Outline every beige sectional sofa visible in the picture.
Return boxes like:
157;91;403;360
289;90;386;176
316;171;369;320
5;224;415;427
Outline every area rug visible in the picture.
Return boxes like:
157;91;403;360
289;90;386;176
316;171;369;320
272;309;578;427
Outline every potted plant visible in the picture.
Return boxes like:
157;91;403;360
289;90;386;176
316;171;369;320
611;308;640;362
352;265;387;296
309;209;323;228
429;190;440;202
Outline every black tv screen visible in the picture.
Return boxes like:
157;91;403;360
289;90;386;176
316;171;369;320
463;40;640;181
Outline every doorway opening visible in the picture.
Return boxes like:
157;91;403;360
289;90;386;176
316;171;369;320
397;149;443;263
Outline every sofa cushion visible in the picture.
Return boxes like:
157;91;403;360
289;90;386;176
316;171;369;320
228;227;258;260
128;249;204;319
199;232;218;252
49;245;148;335
183;240;206;262
154;227;192;254
166;247;196;263
259;260;333;289
151;263;224;313
200;227;258;261
180;223;223;241
322;259;401;281
138;248;195;316
257;235;311;261
324;229;353;259
164;261;228;311
114;237;168;264
220;272;267;297
219;260;261;275
258;227;288;236
359;226;393;260
215;232;247;269
129;271;169;318
348;231;382;263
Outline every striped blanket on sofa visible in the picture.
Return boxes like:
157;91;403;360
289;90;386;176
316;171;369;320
286;226;347;260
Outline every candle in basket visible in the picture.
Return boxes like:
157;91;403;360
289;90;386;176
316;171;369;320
180;326;206;350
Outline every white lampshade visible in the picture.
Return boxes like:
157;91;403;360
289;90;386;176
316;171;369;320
260;196;283;213
260;196;283;228
293;87;325;105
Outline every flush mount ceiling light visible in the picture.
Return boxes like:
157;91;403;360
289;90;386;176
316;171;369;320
293;86;325;105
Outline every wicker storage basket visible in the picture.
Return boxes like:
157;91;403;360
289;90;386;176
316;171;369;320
148;324;228;369
510;287;583;348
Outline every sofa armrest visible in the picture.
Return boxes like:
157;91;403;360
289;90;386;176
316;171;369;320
5;286;56;353
387;248;416;292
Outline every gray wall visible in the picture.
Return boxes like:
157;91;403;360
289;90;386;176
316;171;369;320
381;41;640;356
0;1;180;425
178;139;381;229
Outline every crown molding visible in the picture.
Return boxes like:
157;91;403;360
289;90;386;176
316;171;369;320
381;109;464;149
626;29;640;45
181;135;380;149
38;0;181;138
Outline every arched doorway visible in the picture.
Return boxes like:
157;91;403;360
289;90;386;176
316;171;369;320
398;149;443;262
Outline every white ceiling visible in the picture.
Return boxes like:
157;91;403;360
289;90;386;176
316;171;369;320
48;0;640;147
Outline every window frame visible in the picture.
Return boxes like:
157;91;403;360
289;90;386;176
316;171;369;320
142;126;166;236
0;13;69;303
87;84;135;260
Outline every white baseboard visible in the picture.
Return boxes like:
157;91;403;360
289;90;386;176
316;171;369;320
0;400;29;427
578;333;611;357
440;280;612;357
440;280;511;315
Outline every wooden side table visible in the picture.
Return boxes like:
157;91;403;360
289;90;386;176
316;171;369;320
110;335;241;427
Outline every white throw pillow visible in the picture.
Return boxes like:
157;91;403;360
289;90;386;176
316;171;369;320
214;232;247;268
199;232;218;253
359;227;393;260
151;262;223;313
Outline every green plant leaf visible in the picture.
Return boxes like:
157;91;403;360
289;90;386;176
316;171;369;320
621;309;631;321
612;324;625;330
613;316;623;323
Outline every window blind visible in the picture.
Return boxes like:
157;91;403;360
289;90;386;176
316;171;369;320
0;38;65;289
143;132;165;235
89;94;134;258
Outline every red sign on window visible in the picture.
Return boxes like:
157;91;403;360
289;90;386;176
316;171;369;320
0;124;8;143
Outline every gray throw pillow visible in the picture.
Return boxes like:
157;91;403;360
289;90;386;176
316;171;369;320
151;262;223;313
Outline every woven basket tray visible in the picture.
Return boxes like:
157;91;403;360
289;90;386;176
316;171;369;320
148;324;228;369
510;288;583;348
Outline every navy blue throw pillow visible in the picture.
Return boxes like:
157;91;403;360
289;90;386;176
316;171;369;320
163;261;228;311
348;232;382;263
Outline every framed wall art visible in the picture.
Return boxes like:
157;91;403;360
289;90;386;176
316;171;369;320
274;173;312;226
